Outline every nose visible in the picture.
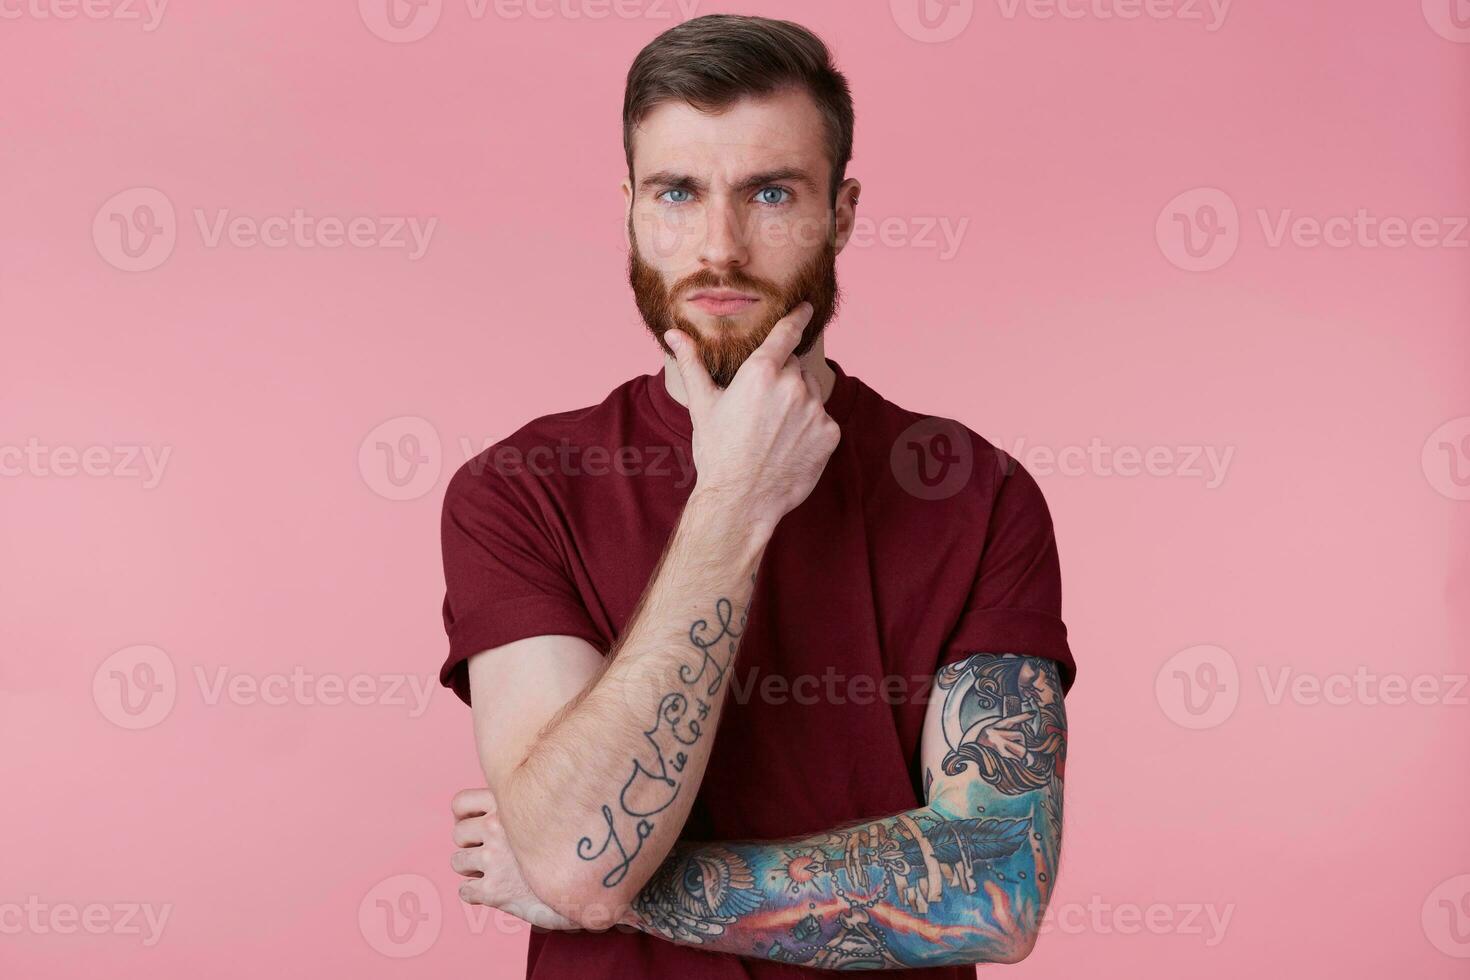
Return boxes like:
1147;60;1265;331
697;196;750;273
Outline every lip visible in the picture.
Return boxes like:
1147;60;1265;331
687;291;760;316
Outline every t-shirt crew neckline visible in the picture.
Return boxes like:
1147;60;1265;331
642;357;861;441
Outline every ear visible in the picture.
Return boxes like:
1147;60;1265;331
832;177;861;255
621;177;634;252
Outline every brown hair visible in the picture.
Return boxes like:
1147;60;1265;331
622;14;855;207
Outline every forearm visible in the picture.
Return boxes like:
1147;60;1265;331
620;654;1068;967
498;487;771;917
622;794;1058;968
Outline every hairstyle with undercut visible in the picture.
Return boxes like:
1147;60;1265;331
622;14;855;207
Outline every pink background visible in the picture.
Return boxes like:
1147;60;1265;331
3;0;1468;976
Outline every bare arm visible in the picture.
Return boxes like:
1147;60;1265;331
463;303;841;926
482;492;767;924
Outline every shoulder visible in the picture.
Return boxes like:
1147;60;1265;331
444;375;650;511
846;375;1036;514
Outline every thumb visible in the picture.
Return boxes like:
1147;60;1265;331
665;330;717;410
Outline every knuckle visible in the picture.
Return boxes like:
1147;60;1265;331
747;358;778;383
777;373;805;400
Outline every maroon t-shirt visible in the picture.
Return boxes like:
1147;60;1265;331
439;359;1076;979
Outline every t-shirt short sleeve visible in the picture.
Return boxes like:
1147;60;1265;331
939;451;1077;694
438;459;604;705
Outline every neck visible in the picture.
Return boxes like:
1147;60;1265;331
662;335;836;407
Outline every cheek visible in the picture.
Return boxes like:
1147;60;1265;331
633;207;705;265
754;210;829;253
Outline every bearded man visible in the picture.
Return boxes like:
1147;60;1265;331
439;14;1077;979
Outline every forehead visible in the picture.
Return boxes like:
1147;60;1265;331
631;87;827;184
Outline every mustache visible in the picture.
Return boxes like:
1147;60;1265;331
673;267;783;302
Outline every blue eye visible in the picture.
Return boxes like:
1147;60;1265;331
661;189;692;205
756;187;791;206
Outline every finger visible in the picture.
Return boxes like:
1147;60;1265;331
451;847;487;878
664;329;717;410
991;711;1035;729
453;820;485;848
451;788;496;819
749;301;813;367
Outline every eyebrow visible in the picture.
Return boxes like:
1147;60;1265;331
638;167;820;196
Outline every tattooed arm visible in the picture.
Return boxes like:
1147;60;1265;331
619;653;1068;968
468;492;767;927
461;308;839;928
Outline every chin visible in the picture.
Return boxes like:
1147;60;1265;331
689;313;761;334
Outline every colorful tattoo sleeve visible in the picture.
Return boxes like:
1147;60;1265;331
623;653;1068;969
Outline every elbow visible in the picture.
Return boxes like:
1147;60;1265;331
494;785;637;930
525;863;635;931
948;929;1037;966
992;929;1040;964
945;897;1042;966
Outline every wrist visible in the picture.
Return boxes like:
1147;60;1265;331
683;484;776;554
